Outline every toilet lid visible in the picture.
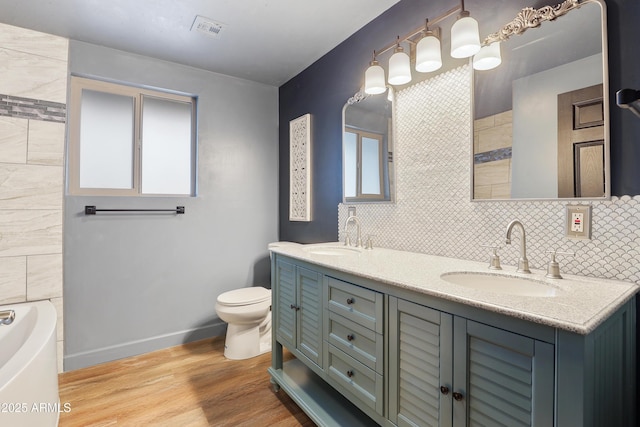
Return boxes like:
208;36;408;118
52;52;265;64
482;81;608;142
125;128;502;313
217;287;271;306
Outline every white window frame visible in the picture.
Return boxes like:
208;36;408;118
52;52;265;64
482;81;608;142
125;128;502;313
68;76;197;196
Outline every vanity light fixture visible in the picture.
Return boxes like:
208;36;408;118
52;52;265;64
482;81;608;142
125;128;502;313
388;37;412;85
450;0;481;58
472;41;502;70
363;0;489;93
415;23;443;73
364;51;387;95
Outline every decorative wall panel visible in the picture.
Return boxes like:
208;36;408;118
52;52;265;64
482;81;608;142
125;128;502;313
290;113;312;221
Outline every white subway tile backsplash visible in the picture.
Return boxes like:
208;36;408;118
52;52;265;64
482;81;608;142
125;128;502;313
339;64;640;286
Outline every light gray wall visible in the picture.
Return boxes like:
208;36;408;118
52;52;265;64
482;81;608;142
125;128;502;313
511;54;603;198
64;41;279;370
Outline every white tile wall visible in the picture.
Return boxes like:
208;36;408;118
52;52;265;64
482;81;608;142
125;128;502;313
0;24;67;372
339;64;640;285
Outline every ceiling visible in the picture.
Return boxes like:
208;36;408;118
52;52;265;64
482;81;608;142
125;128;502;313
0;0;400;86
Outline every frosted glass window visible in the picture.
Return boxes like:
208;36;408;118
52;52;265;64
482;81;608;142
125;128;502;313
69;76;196;196
344;131;357;198
79;90;134;189
361;136;381;195
141;96;193;195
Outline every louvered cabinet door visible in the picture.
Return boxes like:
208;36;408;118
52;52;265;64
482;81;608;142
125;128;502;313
453;319;554;427
274;259;297;350
297;266;323;368
389;297;454;427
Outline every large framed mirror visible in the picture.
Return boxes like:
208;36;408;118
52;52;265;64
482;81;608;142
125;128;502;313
472;0;609;200
342;90;395;203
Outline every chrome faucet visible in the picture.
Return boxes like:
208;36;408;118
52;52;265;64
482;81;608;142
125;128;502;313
0;310;15;325
344;215;362;247
505;220;531;273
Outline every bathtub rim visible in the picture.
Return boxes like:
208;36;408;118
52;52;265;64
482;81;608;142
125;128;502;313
0;300;58;389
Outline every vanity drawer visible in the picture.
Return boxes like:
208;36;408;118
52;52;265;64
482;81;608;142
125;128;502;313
327;311;383;373
327;277;383;333
326;344;383;416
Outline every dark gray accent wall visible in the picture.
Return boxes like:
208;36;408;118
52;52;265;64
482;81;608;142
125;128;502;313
278;0;640;243
279;0;455;243
65;41;279;370
278;0;640;410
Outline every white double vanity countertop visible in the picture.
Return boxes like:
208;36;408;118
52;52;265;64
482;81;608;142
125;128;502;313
270;242;639;335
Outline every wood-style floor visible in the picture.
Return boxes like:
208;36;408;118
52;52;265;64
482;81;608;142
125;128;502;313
58;337;314;427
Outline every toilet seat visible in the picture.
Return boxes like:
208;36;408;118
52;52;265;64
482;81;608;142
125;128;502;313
217;287;271;307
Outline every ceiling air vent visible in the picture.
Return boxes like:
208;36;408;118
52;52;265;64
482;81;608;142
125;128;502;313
191;16;225;38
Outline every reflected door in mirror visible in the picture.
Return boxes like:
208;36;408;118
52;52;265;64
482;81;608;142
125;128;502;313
557;84;605;198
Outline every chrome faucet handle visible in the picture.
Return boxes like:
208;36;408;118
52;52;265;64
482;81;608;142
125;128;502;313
545;250;575;279
344;235;352;247
365;235;375;250
481;244;502;270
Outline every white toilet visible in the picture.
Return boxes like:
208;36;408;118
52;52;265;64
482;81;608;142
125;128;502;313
215;286;272;360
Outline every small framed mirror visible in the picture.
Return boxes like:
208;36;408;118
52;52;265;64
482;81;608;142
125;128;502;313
342;90;395;203
472;0;609;201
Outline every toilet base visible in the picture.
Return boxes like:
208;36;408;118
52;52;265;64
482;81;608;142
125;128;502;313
223;319;272;360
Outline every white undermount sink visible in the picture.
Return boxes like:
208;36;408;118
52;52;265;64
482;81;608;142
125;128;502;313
440;272;561;297
303;244;362;256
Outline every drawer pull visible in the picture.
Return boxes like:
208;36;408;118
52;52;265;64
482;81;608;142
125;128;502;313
290;304;300;311
346;370;355;378
346;297;355;305
440;386;449;395
347;334;355;341
452;392;464;401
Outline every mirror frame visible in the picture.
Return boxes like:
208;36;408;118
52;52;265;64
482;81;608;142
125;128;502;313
342;89;396;204
471;0;610;202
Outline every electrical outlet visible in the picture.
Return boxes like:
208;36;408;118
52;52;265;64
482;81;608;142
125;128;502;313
348;206;356;218
566;204;591;239
571;212;584;232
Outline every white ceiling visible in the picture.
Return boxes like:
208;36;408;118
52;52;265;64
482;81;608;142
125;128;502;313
0;0;400;86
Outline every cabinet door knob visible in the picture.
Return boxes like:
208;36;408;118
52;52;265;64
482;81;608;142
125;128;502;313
346;297;355;305
346;370;354;378
440;386;449;395
347;334;355;341
452;392;464;401
290;304;299;311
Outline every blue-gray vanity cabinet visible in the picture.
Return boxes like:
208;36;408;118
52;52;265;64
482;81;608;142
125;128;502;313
269;253;637;427
273;258;323;370
388;297;554;427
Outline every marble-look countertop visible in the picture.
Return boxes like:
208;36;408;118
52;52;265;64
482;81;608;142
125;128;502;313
269;242;639;335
